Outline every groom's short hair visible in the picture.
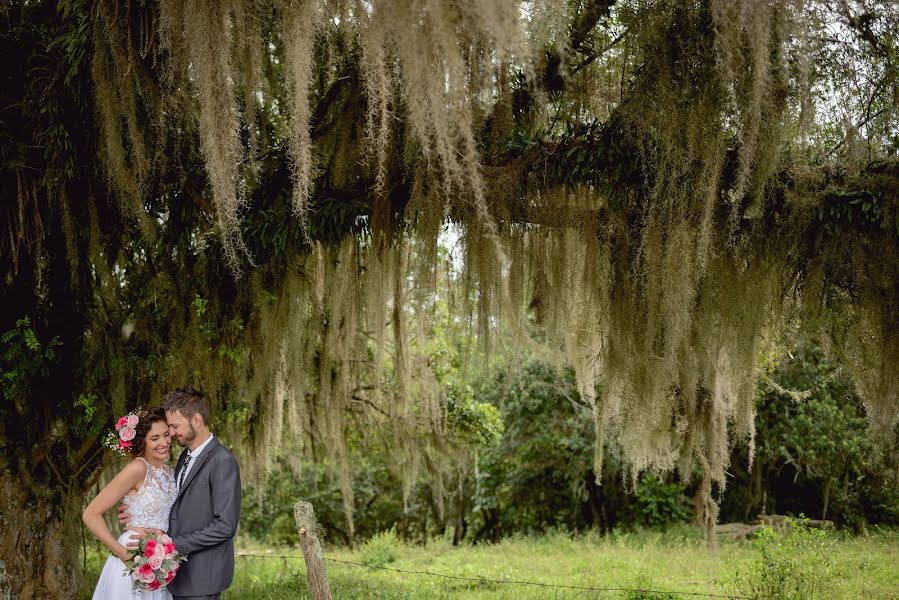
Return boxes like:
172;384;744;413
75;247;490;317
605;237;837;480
163;387;210;426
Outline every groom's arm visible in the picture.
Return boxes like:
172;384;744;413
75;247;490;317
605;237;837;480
171;453;241;555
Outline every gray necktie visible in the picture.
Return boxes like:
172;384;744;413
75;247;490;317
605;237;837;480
178;454;192;488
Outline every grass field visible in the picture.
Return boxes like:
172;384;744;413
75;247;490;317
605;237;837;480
80;526;899;599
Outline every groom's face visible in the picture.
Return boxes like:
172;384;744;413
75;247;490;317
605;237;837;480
166;409;197;448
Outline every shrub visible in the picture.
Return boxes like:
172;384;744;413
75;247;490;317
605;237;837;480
731;518;834;600
634;475;693;528
268;513;299;547
359;528;401;568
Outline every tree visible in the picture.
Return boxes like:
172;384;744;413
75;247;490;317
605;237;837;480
1;1;898;595
471;359;692;541
729;340;899;527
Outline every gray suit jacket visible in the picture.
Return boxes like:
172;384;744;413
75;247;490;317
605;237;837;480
168;436;241;597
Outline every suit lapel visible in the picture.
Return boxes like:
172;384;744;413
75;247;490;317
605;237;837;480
175;436;219;501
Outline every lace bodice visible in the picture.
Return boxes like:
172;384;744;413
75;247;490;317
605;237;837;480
123;458;177;531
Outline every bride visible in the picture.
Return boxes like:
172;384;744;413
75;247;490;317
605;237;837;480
83;407;178;599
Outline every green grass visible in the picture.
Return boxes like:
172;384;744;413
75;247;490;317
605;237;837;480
80;526;899;599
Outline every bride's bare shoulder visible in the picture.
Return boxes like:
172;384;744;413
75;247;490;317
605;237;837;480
117;459;148;494
114;458;148;483
84;458;148;511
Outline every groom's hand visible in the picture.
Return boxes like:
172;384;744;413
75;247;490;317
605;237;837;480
124;527;165;549
125;531;145;549
117;503;132;529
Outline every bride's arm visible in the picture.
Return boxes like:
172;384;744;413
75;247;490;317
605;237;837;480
82;459;146;562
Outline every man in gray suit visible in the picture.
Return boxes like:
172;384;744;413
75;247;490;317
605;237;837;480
164;387;241;600
122;388;241;600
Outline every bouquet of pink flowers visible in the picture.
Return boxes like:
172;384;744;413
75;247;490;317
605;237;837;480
126;533;185;591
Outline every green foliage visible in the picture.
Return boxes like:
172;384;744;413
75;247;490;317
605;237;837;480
241;447;418;546
445;383;503;446
817;187;897;235
241;460;355;546
359;528;401;568
191;295;246;365
472;361;596;537
634;476;692;529
745;340;899;527
626;591;682;600
731;519;834;600
471;359;693;540
267;513;299;547
72;392;103;435
0;317;62;406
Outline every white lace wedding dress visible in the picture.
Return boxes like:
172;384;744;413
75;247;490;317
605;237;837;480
92;458;177;599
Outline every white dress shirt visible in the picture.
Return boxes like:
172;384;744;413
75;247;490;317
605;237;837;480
178;432;215;489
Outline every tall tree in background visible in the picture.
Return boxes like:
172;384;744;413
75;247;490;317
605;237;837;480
1;1;897;596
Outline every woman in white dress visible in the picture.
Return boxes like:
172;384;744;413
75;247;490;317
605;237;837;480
83;407;178;599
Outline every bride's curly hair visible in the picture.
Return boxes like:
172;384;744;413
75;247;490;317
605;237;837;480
126;407;168;458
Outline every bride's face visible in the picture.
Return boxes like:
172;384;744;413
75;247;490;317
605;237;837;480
143;420;171;461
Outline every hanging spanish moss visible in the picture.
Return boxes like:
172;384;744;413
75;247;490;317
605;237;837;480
92;0;159;235
10;1;899;596
79;0;899;542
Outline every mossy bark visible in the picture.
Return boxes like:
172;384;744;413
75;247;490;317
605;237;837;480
0;476;83;599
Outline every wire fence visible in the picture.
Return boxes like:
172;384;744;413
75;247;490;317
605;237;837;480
235;552;748;599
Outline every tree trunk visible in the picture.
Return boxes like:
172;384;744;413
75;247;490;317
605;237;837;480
822;477;832;521
452;479;467;546
747;463;763;522
0;476;82;599
584;471;607;532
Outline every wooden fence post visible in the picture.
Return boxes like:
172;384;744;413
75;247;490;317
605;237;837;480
294;501;333;600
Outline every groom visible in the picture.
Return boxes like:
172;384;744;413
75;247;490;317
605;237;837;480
123;387;241;600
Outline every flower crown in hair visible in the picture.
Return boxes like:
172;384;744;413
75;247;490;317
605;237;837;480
104;410;140;456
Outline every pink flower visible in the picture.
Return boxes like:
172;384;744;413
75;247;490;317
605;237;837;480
165;570;175;583
144;539;157;557
120;440;132;449
148;580;161;591
160;534;172;544
120;427;136;441
153;543;165;559
138;563;154;576
140;569;156;584
163;542;175;554
116;417;127;430
127;414;139;427
149;555;163;569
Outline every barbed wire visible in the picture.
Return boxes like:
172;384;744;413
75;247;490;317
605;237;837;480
235;552;748;599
